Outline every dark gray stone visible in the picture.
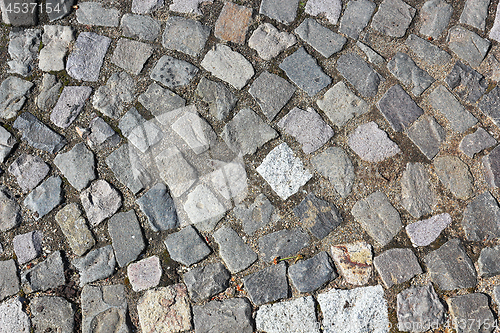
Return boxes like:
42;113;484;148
162;16;210;57
407;116;445;160
0;76;33;120
13;112;67;154
50;86;92;129
311;146;355;198
447;294;494;333
478;245;500;278
295;18;346;58
193;298;253;333
72;245;116;286
13;231;42;265
258;228;310;262
80;180;122;227
259;0;298;24
8;154;50;193
243;262;288;306
374;248;422;288
76;2;120;27
279;47;331;96
121;14;161;41
0;189;21;232
0;260;19;301
66;32;111;82
336;52;382;98
288;251;336;293
137;183;178;232
446;61;488;104
293;193;342;239
31;296;74;333
46;0;75;21
139;82;185;118
424;239;477;290
213;226;257;273
23;251;65;292
401;163;437;219
434;156;473;200
108;211;145;267
24;176;62;220
371;0;416;37
111;38;153;75
54;143;96;191
234;194;275;235
36;74;61;111
377;84;424;132
387;52;435;96
183;263;230;302
164;225;211;266
461;192;500;241
150;55;198;89
406;34;452;67
0;0;37;26
92;71;136;119
106;144;152;194
460;0;490;31
196;77;237;121
419;0;453;39
448;26;490;68
479;86;500;127
85;117;121;150
7;29;41;76
459;128;496;158
338;0;376;39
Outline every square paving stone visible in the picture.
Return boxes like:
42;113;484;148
445;61;488;104
311;146;355;198
121;14;161;42
433;156;473;200
0;76;33;120
248;23;296;60
331;241;373;285
278;107;333;154
39;25;74;72
448;26;490;68
183;184;226;232
193;298;253;333
479;85;500;127
258;227;310;262
30;296;74;333
0;298;31;333
151;55;198;89
478;245;500;278
374;248;422;288
106;144;152;194
234;194;275;235
259;0;298;24
183;262;230;302
336;52;382;98
371;0;416;37
305;0;342;24
8;154;49;193
0;259;19;301
288;251;336;293
80;179;122;227
461;191;500;241
76;2;120;27
13;112;67;154
72;245;116;286
139;82;185;118
50;86;92;129
405;213;451;247
377;84;424;132
172;111;216;154
419;0;453;39
460;0;490;31
295;18;346;58
348;122;401;162
92;71;136;119
248;71;295;121
111;38;153;75
162;16;210;57
24;176;62;220
243;262;288;306
387;52;435;96
293;193;342;239
447;293;494;333
85;116;121;150
196;77;237;121
407;115;446;160
424;238;477;290
108;210;145;267
54;143;96;191
401;162;437;219
155;146;197;198
137;183;178;232
405;34;452;67
8;28;41;76
55;203;95;256
0;0;37;26
13;231;42;265
23;251;65;292
66;32;111;82
459;127;496;158
279;47;331;96
215;2;252;44
213;226;257;273
164;225;211;266
338;0;376;40
0;189;20;232
119;107;163;153
127;256;162;292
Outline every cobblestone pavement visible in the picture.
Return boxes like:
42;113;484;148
2;0;500;332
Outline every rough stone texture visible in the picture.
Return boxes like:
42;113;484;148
406;213;451;247
214;2;252;44
172;111;215;154
139;82;185;117
151;55;199;89
401;162;437;219
46;0;75;22
338;0;376;39
84;116;121;150
50;86;92;129
183;263;230;302
479;85;500;127
387;53;435;96
481;146;500;188
36;74;61;111
234;194;275;235
0;0;37;26
7;29;40;76
377;84;424;132
121;14;161;41
256;296;320;333
138;285;191;333
207;159;248;205
72;245;116;286
248;71;295;121
184;184;226;231
348;122;401;162
24;176;62;220
424;239;477;290
478;245;500;278
201;44;254;90
13;231;42;265
336;52;382;98
39;25;74;72
30;296;74;333
397;284;445;333
446;61;488;104
8;154;49;193
259;0;298;24
111;38;153;75
137;183;178;232
316;81;369;127
311;146;355;198
164;226;211;266
66;32;111;82
76;2;120;27
357;42;385;66
447;293;494;333
0;76;33;120
81;284;129;333
258;228;310;262
427;85;477;133
461;191;500;241
460;0;490;31
127;256;162;292
279;47;331;96
371;0;415;37
0;126;15;161
119;108;163;153
419;0;453;39
80;179;122;227
0;298;31;333
257;143;312;200
161;18;209;58
352;191;402;246
293;193;342;239
54;143;96;191
459;127;496;158
295;18;346;58
407;115;446;160
155;146;197;198
170;0;213;15
406;34;452;67
195;77;236;120
213;226;257;273
23;251;65;292
447;26;490;68
132;0;163;14
0;260;19;301
108;211;145;267
55;203;95;256
331;242;372;285
106;144;152;194
243;262;288;306
288;251;336;293
0;189;21;232
93;71;136;119
490;2;500;42
193;298;253;333
318;285;389;333
433;156;473;200
305;0;342;24
374;248;422;288
14;112;67;153
248;23;296;60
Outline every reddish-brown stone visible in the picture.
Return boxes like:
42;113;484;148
215;2;252;44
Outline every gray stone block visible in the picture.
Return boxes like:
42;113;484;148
338;0;376;39
234;194;274;235
371;0;415;37
288;251;336;293
405;34;452;67
55;203;95;256
447;293;494;333
387;52;435;96
8;154;50;193
0;76;33;120
405;213;451;247
461;192;500;241
31;296;74;333
183;263;230;302
478;245;500;278
13;112;67;153
7;29;40;76
106;144;152;194
446;61;488;104
434;156;473;200
13;231;42;265
54;143;96;191
85;117;121;150
111;38;153;75
162;16;210;57
213;226;257;273
151;55;198;89
137;183;178;232
193;298;253;333
407;116;445;160
0;260;19;301
139;82;185;118
24;176;62;220
80;180;122;227
0;0;37;26
76;2;120;27
347;122;400;162
108;211;145;267
295;18;346;58
293;193;342;239
46;0;75;21
248;23;296;60
0;189;21;232
401;162;437;219
448;26;490;68
121;14;161;41
311;146;355;198
336;52;382;98
459;128;496;158
0;298;31;333
23;251;65;292
374;248;422;288
460;0;490;31
377;84;424;132
243;262;288;306
66;32;111;82
50;86;92;129
479;85;500;127
258;228;310;262
259;0;298;24
164;225;211;266
93;71;136;119
419;0;453;39
72;245;116;286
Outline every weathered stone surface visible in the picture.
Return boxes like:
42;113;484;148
374;248;422;288
132;0;163;14
93;71;136;119
0;76;33;120
234;194;274;235
55;203;95;256
119;108;163;153
419;0;453;39
371;0;415;37
479;86;500;127
184;184;226;231
84;116;121;150
9;154;50;194
295;18;346;58
387;53;435;96
215;2;252;44
331;241;372;285
121;14;161;41
13;231;42;265
406;213;451;247
338;0;376;39
243;262;288;306
162;16;209;57
259;0;298;24
193;298;253;333
462;192;500;241
66;32;111;82
459;128;496;158
248;23;296;60
108;211;145;267
289;251;336;293
305;0;341;24
448;26;490;68
183;263;230;302
164;225;211;266
195;77;236;120
378;84;424;132
428;85;477;133
397;284;445;333
137;284;191;333
460;0;490;31
72;245;116;286
434;156;473;199
258;228;310;261
293;193;342;239
172;111;215;154
401;162;437;219
36;74;61;111
137;183;178;232
482;147;500;187
478;245;500;278
139;82;185;118
490;2;500;42
407;115;445;160
348;122;400;162
54;143;96;191
0;298;31;333
446;61;488;104
50;86;92;129
39;25;74;72
256;296;320;333
0;0;37;26
0;260;19;301
127;256;162;292
406;34;452;67
0;189;20;232
201;44;254;90
31;296;74;333
156;147;197;198
207;159;248;204
76;2;120;27
7;29;40;76
111;38;153;75
424;239;477;290
248;71;295;121
46;0;75;22
106;144;152;194
170;0;213;15
213;226;257;273
14;113;67;153
24;176;62;220
80;179;122;227
280;47;331;96
447;293;494;333
318;285;389;333
352;191;402;246
311;147;355;198
337;52;381;98
23;251;65;292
